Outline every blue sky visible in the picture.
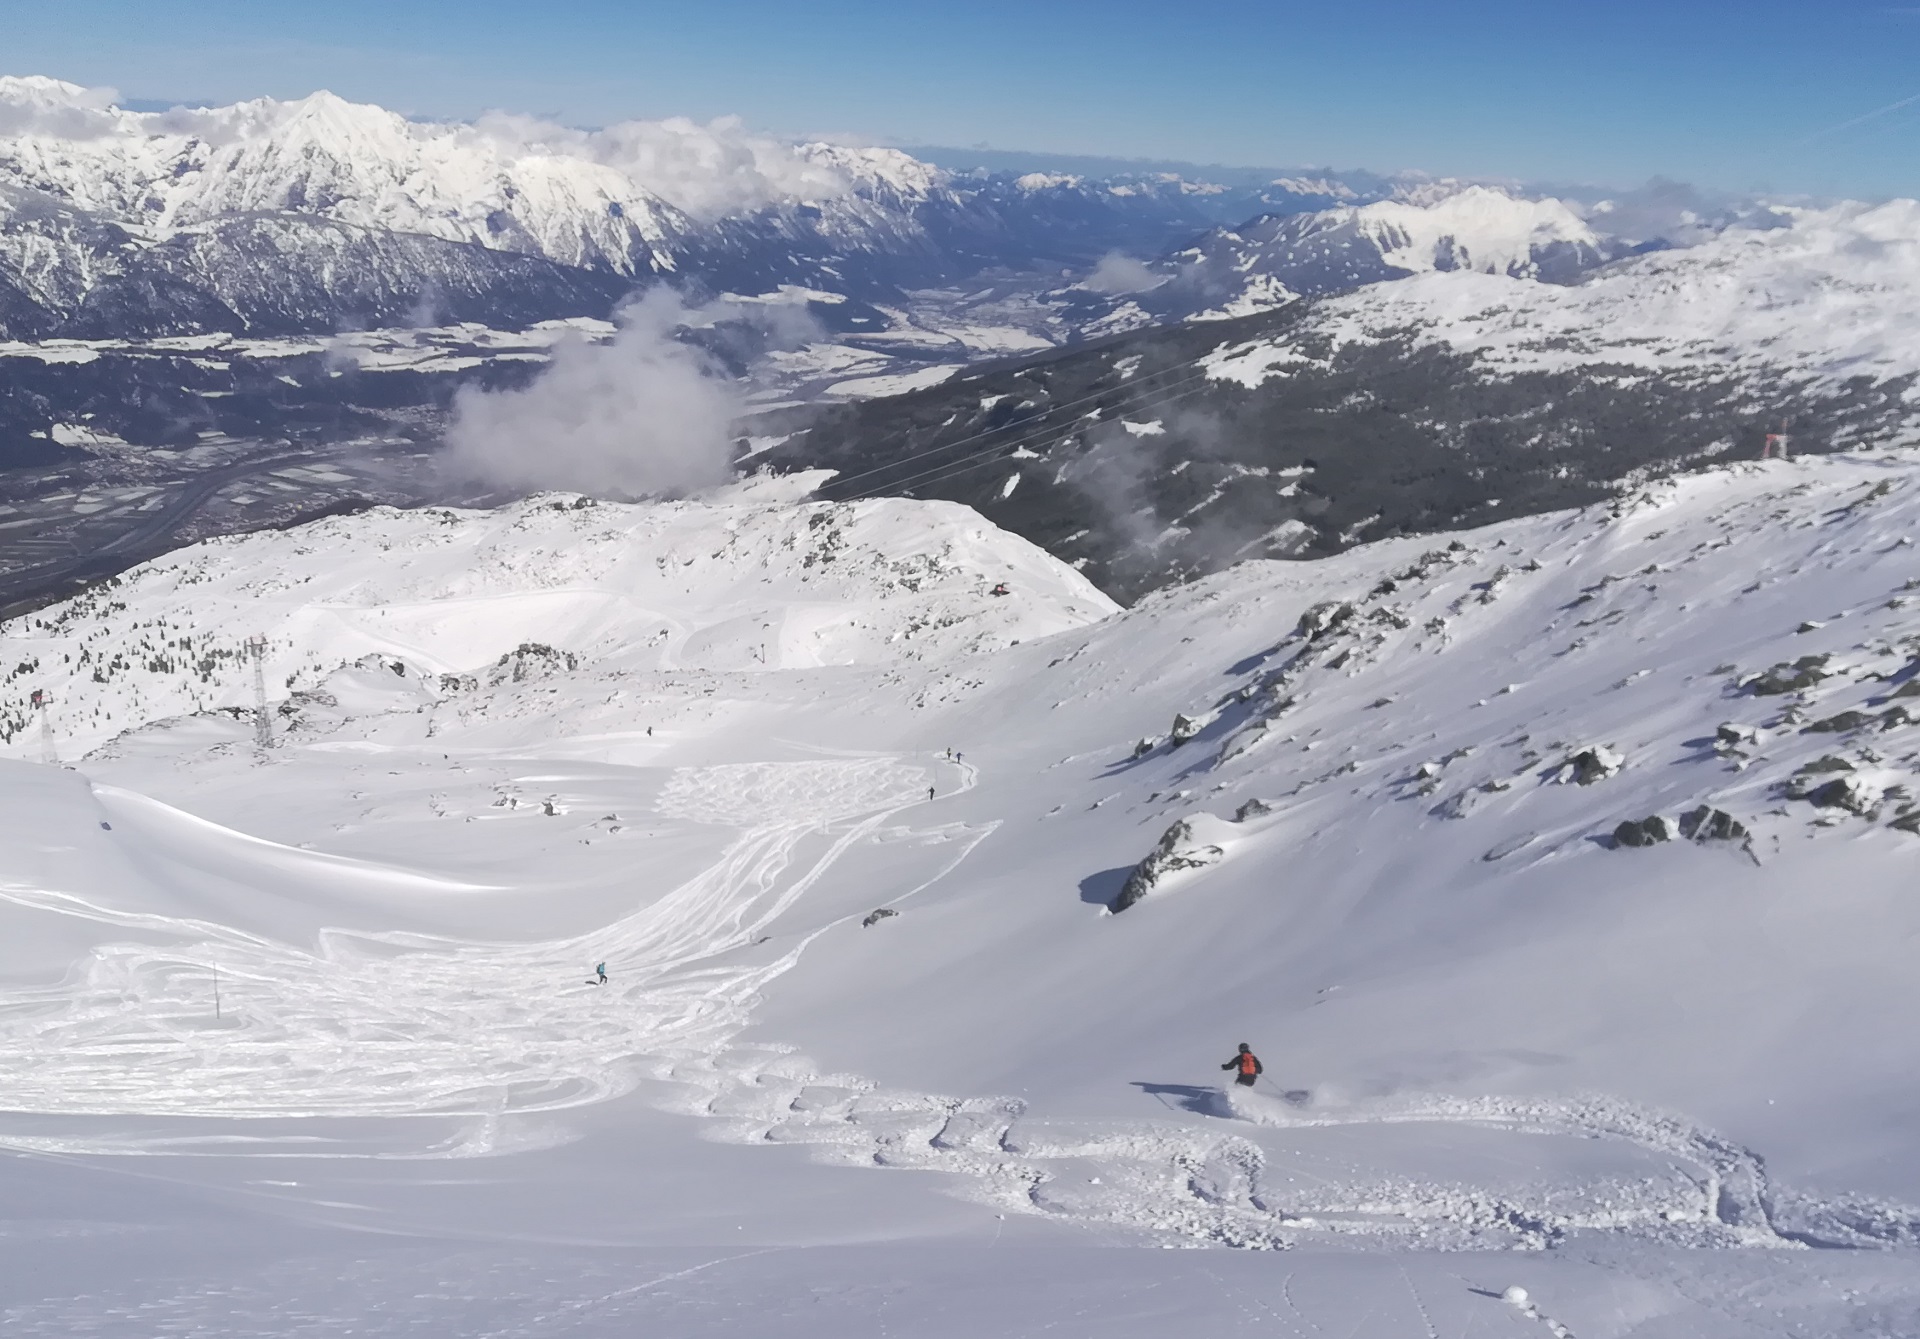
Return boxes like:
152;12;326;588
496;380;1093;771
9;0;1914;197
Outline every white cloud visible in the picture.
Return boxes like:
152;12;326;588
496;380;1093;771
465;110;852;218
0;77;122;141
1081;252;1162;294
441;289;742;500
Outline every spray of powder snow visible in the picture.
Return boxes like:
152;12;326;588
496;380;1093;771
441;290;743;499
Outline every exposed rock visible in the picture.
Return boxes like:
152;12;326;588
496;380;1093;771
1295;601;1356;642
486;642;580;687
1715;722;1760;748
1799;755;1855;775
1890;811;1920;835
1560;744;1624;785
1891;677;1920;700
1132;736;1157;758
1745;655;1831;696
1677;806;1748;843
1472;565;1514;604
1806;778;1875;816
1430;791;1476;820
1113;818;1227;913
1169;712;1210;746
1233;798;1274;822
861;908;898;928
1613;815;1672;848
1804;710;1873;734
1881;706;1914;729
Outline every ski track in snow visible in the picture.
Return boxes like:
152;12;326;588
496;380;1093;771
655;1046;1920;1253
0;745;1914;1254
0;757;928;1134
14;455;1920;1257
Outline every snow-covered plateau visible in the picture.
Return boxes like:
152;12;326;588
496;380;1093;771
4;450;1920;1332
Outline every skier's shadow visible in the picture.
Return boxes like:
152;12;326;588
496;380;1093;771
1133;1081;1231;1117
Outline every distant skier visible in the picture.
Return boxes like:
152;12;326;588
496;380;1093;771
593;961;608;985
1221;1043;1262;1087
927;786;936;801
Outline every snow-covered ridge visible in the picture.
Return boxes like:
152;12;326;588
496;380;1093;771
1201;199;1920;395
1311;185;1602;278
0;490;1117;759
0;75;943;278
1073;183;1620;333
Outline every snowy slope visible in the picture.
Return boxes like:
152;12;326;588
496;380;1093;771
6;454;1920;1330
1209;199;1920;395
0;487;1116;759
1070;184;1616;332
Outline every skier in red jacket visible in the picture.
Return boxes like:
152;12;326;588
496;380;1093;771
1221;1043;1262;1087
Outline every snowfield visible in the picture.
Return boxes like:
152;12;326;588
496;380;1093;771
1207;200;1920;395
0;485;1116;760
4;457;1920;1332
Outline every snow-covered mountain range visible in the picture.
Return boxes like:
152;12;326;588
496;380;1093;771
784;197;1920;598
1066;185;1625;332
0;75;1409;342
4;451;1920;1331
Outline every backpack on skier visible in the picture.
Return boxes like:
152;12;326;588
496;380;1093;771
1221;1043;1262;1087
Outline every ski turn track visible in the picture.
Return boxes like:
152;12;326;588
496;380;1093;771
0;753;1914;1253
0;757;933;1141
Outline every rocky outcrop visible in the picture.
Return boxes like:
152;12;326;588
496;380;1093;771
1805;778;1876;816
485;642;580;686
1169;711;1211;746
1560;744;1624;785
1113;817;1227;913
1295;601;1356;642
1613;815;1672;848
1613;806;1748;849
1744;655;1831;696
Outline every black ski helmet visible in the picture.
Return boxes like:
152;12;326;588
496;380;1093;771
1237;1042;1251;1052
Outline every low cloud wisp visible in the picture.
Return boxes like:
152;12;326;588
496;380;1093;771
441;290;743;500
1080;252;1162;295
